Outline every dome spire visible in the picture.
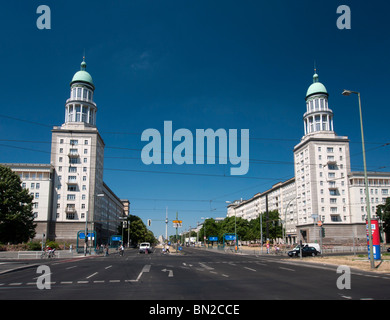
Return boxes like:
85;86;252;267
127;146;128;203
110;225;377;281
81;55;87;71
313;61;319;83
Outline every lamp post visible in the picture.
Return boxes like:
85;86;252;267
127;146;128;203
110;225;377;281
283;197;299;251
342;89;375;269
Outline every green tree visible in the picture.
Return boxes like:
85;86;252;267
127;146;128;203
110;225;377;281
120;215;157;246
218;216;250;241
0;165;36;243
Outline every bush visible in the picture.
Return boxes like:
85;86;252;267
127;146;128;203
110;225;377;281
27;241;42;251
45;241;60;250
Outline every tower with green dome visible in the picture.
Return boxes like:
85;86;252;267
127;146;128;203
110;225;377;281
49;58;110;244
303;71;334;137
293;69;353;245
64;58;97;127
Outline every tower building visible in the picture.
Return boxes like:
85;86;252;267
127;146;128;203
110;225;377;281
293;71;355;242
226;69;390;246
48;59;124;244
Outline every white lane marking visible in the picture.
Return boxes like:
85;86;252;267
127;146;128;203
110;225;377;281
86;272;98;279
279;267;295;272
244;267;256;272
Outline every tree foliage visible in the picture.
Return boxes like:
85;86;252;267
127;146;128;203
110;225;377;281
196;210;282;243
0;165;36;244
118;214;157;245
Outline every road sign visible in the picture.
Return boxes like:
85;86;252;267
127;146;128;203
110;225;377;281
173;220;182;228
224;234;236;241
317;221;322;227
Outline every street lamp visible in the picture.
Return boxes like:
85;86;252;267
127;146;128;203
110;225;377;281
283;196;299;250
342;89;375;269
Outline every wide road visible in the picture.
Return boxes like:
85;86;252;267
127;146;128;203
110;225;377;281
0;246;389;302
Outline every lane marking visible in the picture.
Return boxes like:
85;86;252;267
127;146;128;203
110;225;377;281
244;267;256;272
279;267;295;272
86;272;98;279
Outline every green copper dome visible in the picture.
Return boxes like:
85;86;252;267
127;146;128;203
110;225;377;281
306;73;327;98
70;59;94;89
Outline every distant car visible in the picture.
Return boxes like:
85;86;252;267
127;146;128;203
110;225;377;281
139;242;152;253
288;246;319;257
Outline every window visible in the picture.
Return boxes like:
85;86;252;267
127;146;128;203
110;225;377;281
70;139;78;145
67;186;77;192
67;194;76;201
331;215;342;222
66;213;76;220
327;147;334;153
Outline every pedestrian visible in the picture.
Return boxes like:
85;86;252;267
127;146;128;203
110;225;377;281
105;244;109;256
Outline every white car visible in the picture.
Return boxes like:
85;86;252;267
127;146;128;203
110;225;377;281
139;242;152;253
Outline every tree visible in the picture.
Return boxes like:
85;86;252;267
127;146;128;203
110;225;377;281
0;165;36;243
120;215;157;246
198;218;220;242
376;197;390;243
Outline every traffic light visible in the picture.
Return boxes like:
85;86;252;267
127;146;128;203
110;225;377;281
147;219;151;226
321;227;325;238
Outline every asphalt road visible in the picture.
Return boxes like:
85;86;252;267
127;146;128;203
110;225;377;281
0;246;389;303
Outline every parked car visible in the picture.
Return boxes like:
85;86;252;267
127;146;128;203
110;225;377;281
139;242;152;253
292;243;321;254
288;246;319;257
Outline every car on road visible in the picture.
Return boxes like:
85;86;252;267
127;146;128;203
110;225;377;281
288;246;319;257
139;242;152;253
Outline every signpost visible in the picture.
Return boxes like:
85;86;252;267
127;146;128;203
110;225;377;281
77;230;96;254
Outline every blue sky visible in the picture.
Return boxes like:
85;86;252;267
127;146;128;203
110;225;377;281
1;0;390;238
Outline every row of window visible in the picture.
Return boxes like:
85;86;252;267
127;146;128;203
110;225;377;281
360;188;389;195
22;182;41;189
71;87;93;102
306;98;329;112
59;139;89;145
58;212;86;220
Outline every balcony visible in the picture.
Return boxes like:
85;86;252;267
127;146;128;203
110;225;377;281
68;151;79;158
65;206;77;213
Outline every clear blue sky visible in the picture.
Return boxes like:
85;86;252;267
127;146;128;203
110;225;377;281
1;0;390;238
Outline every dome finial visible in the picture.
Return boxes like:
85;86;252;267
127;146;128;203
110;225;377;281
313;61;319;83
81;57;87;71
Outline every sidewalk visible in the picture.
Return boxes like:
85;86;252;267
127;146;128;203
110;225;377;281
0;250;88;275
